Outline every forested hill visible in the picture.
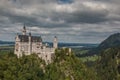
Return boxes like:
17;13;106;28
97;33;120;50
87;33;120;56
0;40;14;45
0;48;98;80
95;33;120;80
96;47;120;80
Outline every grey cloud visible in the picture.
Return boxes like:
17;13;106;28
66;9;108;23
0;0;116;27
0;0;110;27
0;0;120;43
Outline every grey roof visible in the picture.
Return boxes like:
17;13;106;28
31;36;42;42
18;35;42;42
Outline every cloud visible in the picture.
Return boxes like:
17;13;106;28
0;0;120;43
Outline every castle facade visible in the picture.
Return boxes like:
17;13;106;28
14;26;58;63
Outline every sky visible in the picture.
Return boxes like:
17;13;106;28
0;0;120;43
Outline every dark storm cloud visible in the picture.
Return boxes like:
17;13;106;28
65;9;108;23
0;0;120;43
0;0;110;27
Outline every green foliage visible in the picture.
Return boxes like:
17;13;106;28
0;53;45;80
79;55;99;62
46;48;98;80
73;48;89;55
96;47;120;80
0;48;98;80
72;48;98;63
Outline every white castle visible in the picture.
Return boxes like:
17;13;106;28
14;26;58;63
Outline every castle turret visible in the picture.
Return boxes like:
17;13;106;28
22;25;26;35
53;36;58;49
14;33;20;57
28;32;32;54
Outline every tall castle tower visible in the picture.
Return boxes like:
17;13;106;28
22;25;26;35
53;36;58;49
28;32;32;55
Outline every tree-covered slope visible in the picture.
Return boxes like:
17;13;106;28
0;53;45;80
0;48;98;80
96;47;120;80
86;33;120;56
98;33;120;50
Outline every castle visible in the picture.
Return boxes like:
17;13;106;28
14;26;58;63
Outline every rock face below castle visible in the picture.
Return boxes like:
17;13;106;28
14;26;58;64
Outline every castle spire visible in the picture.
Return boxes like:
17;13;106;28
53;36;58;49
22;24;26;35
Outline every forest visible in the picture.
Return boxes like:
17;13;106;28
0;47;120;80
0;48;98;80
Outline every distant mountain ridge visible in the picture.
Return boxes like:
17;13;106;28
0;40;98;48
97;33;120;50
0;40;14;44
43;42;98;48
85;33;120;56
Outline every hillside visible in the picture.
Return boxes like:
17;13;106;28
0;40;14;45
96;47;120;80
85;33;120;56
95;33;120;80
0;48;98;80
98;33;120;50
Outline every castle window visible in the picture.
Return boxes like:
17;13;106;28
37;53;41;54
16;49;18;51
37;46;39;48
